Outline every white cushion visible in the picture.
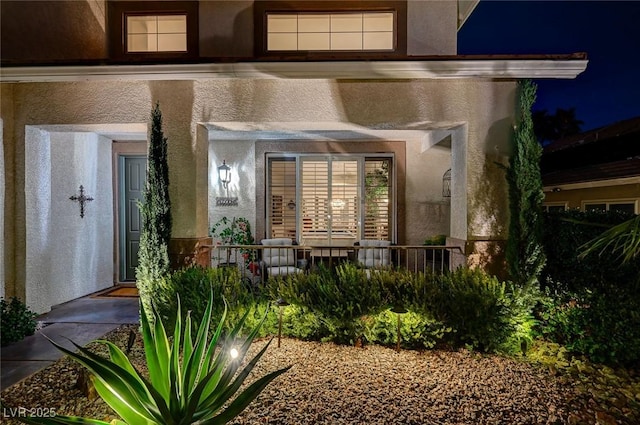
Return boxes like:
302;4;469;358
267;266;304;277
357;239;391;268
261;238;296;267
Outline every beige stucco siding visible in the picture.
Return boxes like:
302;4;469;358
1;78;515;311
1;0;458;64
544;183;640;211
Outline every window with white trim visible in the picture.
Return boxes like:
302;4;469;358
126;14;187;52
583;200;638;214
266;12;395;52
267;155;393;245
542;202;567;213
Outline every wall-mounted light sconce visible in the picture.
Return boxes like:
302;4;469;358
287;200;296;210
215;159;238;207
442;168;452;198
218;160;231;189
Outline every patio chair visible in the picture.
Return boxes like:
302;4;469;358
355;239;391;278
260;238;305;279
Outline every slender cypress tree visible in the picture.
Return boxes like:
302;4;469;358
136;102;172;318
506;80;546;286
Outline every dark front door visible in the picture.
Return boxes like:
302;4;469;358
120;156;147;281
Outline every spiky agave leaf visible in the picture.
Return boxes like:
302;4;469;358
11;290;289;425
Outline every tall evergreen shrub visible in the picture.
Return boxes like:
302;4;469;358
505;80;546;286
136;102;172;318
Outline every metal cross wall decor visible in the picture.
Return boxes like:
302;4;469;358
69;185;94;218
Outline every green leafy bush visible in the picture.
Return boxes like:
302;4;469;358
268;264;534;354
427;268;537;354
362;310;451;349
542;209;639;293
539;209;640;366
16;292;290;425
1;297;37;346
268;263;389;344
536;287;640;366
136;103;172;321
159;263;537;355
153;266;258;335
423;234;446;245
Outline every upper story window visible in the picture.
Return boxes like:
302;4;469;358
255;1;407;58
126;14;187;53
108;1;198;62
267;12;395;52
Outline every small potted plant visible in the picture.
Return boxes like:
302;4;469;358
211;217;256;267
423;234;449;268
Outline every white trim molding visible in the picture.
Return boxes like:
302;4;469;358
543;176;640;192
1;59;588;83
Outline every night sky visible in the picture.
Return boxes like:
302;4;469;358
458;0;640;131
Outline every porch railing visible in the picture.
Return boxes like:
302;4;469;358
204;244;465;287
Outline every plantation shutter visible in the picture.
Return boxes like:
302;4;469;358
363;159;390;240
330;160;359;242
268;158;297;239
301;160;329;241
267;154;393;244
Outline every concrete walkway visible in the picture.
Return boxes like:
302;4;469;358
1;295;140;390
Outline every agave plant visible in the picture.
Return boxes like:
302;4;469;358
16;292;290;425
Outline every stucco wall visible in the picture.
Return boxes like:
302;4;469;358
407;0;457;55
0;0;107;63
1;84;15;300
544;182;640;210
3;78;515;310
25;131;113;313
1;0;457;64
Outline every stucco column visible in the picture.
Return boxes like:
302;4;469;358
148;81;211;268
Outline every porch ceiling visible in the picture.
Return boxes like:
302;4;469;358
1;59;587;83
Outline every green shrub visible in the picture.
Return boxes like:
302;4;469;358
539;209;640;366
362;310;451;349
542;209;639;293
153;266;259;335
158;264;538;355
536;287;640;366
268;263;390;344
1;297;37;346
271;303;329;341
423;234;446;245
427;268;537;354
269;264;534;354
136;103;172;320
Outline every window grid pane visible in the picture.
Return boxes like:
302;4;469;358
126;14;187;53
266;11;394;52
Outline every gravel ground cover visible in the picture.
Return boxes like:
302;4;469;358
1;325;635;425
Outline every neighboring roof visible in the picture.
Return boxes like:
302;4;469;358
542;115;640;187
544;115;640;154
542;158;640;186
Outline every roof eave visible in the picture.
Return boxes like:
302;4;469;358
0;59;588;83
